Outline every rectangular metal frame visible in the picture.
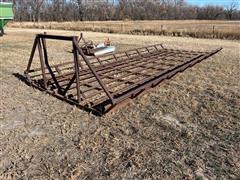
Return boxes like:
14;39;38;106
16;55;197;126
24;33;222;115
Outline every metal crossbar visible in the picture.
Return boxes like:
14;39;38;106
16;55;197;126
24;33;222;115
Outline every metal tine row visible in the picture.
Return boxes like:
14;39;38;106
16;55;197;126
29;47;202;107
42;47;151;84
59;47;188;90
52;46;169;87
71;50;201;105
89;49;217;108
60;50;169;86
61;49;181;96
75;61;180;105
28;44;202;82
30;45;197;89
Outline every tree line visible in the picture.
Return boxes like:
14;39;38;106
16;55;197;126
14;0;240;22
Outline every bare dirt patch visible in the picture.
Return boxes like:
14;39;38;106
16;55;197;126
0;28;239;179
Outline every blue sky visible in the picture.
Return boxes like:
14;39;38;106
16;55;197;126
187;0;237;7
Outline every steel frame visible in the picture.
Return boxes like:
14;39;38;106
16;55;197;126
24;33;222;115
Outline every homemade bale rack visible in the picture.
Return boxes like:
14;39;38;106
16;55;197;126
24;33;222;115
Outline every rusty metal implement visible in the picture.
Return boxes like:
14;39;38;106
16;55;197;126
24;33;222;115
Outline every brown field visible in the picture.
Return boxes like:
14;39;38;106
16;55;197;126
9;20;240;40
0;28;240;179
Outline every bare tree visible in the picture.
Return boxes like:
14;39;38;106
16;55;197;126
13;0;240;21
118;0;129;20
226;0;239;19
197;5;224;20
28;0;44;22
74;0;84;21
173;0;186;20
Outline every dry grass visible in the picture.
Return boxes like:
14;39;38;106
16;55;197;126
0;28;240;179
8;20;240;40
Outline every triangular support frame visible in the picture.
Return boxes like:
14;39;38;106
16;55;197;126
24;33;115;106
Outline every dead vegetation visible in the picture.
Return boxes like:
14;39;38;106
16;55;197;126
9;20;240;40
0;28;239;179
